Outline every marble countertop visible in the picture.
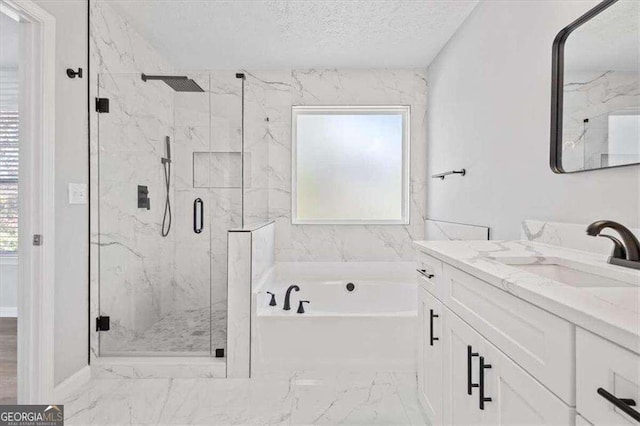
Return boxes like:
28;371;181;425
413;240;640;354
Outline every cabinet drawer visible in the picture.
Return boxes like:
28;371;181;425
577;328;640;425
416;252;443;298
442;264;575;405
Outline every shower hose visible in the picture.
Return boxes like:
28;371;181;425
161;160;172;237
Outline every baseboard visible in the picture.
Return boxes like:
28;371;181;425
0;307;17;317
54;365;91;402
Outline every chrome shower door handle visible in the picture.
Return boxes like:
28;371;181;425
193;198;204;234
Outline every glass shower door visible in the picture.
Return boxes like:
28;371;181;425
97;72;212;356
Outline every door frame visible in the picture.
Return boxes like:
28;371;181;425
2;0;57;403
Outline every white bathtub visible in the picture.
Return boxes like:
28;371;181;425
251;262;417;376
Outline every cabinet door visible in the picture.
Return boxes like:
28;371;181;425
444;309;491;425
444;308;573;425
481;337;574;425
417;287;445;424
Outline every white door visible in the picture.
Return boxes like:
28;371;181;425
443;308;490;425
417;287;444;424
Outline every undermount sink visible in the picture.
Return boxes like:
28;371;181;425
490;256;639;288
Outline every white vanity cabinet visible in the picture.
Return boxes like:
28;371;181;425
417;253;575;425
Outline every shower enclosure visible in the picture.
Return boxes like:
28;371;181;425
95;72;249;357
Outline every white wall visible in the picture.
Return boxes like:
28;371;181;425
33;0;89;385
425;0;640;240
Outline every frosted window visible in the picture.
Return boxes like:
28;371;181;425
292;106;409;224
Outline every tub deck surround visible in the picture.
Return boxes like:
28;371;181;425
251;262;417;376
227;221;276;378
413;239;640;353
424;219;490;241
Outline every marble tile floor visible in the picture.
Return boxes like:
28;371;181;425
103;307;226;355
62;372;428;425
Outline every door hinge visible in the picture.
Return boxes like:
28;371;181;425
32;234;42;246
95;97;110;113
96;316;110;331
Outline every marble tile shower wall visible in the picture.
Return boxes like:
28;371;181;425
172;72;245;353
90;0;179;355
562;70;639;170
96;73;178;353
90;1;268;356
90;1;250;355
243;69;427;261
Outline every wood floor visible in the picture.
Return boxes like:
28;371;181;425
0;317;17;404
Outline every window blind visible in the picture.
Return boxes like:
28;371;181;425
0;68;19;252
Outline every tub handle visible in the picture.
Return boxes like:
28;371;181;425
417;269;435;280
430;309;439;346
297;300;310;314
266;291;277;306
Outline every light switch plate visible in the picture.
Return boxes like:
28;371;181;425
68;183;87;204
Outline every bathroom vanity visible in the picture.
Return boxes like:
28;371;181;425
414;240;640;425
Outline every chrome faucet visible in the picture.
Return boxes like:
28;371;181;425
586;220;640;270
283;285;300;311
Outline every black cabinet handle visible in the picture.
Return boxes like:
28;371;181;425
467;345;479;395
597;387;640;422
429;309;439;346
479;356;492;410
417;269;435;279
193;198;203;234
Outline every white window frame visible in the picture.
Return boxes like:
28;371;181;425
291;105;410;225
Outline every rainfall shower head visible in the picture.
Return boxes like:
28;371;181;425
141;73;204;92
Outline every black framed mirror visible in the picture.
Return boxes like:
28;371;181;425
551;0;640;173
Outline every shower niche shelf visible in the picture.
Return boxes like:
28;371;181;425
193;152;251;189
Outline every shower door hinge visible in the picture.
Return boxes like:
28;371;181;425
96;316;110;331
95;97;110;113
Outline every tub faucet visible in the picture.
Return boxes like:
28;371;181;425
586;220;640;270
283;285;300;311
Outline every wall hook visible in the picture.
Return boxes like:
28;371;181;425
66;68;83;79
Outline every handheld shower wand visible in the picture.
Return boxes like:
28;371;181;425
161;136;172;237
162;136;171;164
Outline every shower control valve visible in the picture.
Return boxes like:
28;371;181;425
137;185;150;210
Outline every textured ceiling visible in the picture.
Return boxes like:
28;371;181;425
109;0;478;70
